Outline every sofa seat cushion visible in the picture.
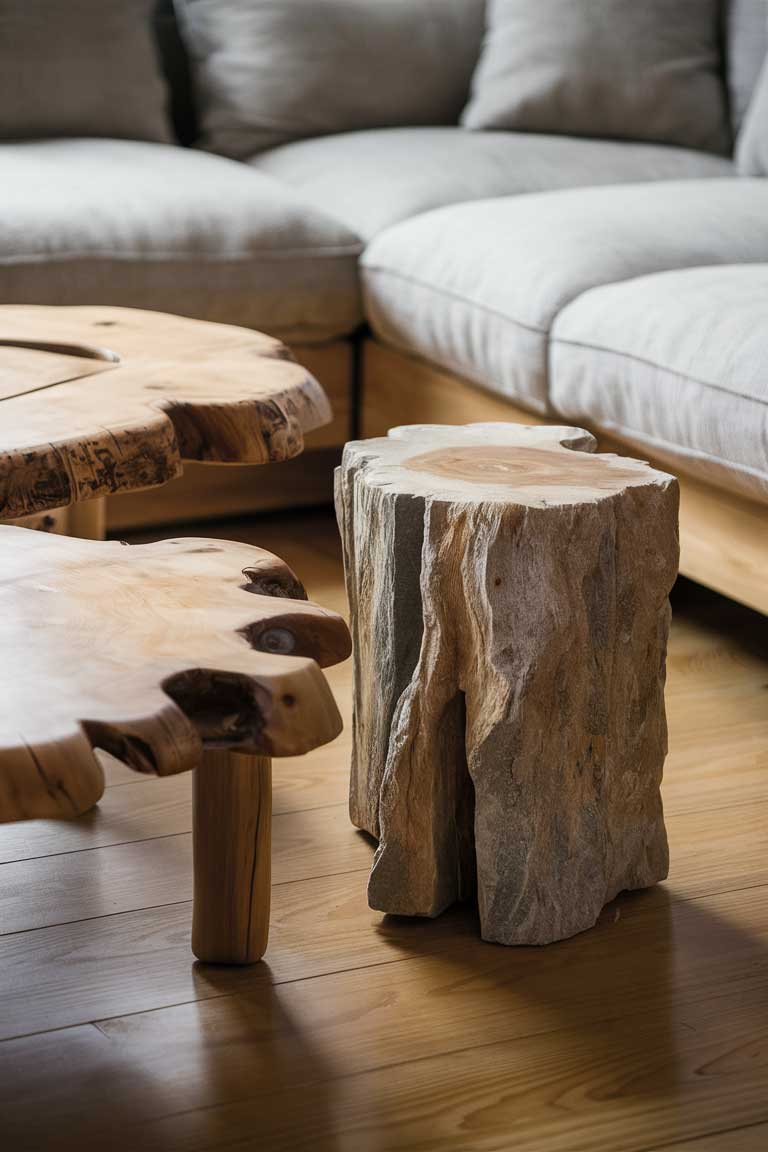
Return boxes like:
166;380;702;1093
0;140;362;344
550;265;768;504
361;180;768;414
250;127;734;242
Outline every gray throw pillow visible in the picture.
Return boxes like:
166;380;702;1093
176;0;486;159
462;0;731;155
737;55;768;174
0;0;172;143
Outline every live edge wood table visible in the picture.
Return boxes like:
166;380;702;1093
0;529;350;963
336;422;680;946
0;304;331;532
0;305;351;964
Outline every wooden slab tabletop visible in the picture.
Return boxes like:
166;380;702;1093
0;306;332;520
0;527;351;823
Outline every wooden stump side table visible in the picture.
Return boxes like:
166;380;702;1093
0;528;351;963
336;423;680;946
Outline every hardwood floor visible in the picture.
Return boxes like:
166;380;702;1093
0;509;766;1152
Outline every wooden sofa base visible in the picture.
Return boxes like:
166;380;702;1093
361;342;768;617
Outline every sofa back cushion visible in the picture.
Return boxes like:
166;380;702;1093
0;0;172;143
462;0;731;155
155;0;198;146
726;0;768;136
176;0;486;159
737;56;768;173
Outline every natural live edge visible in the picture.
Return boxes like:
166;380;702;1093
0;305;332;521
0;529;350;825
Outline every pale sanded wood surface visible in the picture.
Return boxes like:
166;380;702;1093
0;305;332;519
337;423;679;945
361;339;768;616
0;512;764;1151
0;527;350;823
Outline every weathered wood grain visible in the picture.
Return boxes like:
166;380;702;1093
0;305;332;519
336;423;680;945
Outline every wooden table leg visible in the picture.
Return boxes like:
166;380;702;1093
192;749;272;964
66;497;107;540
10;498;108;539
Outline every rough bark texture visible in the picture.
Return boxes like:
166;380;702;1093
0;305;331;520
336;423;679;946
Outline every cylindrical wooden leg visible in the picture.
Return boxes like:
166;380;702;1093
66;497;107;540
192;749;272;964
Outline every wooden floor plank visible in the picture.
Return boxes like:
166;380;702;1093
0;870;448;1042
662;800;768;898
0;737;351;865
0;888;767;1150
662;584;768;817
0;804;372;934
652;1125;768;1152
0;863;766;1041
1;797;765;937
2;1007;768;1152
164;992;766;1152
0;771;194;861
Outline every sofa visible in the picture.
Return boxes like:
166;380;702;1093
1;0;766;613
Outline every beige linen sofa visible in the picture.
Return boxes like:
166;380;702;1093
0;0;766;613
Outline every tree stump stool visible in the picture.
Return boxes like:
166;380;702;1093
335;423;679;945
0;527;351;963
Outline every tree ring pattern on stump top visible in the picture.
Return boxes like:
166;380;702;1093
403;445;651;493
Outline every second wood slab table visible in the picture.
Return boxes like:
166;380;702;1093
0;304;331;525
0;527;351;963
